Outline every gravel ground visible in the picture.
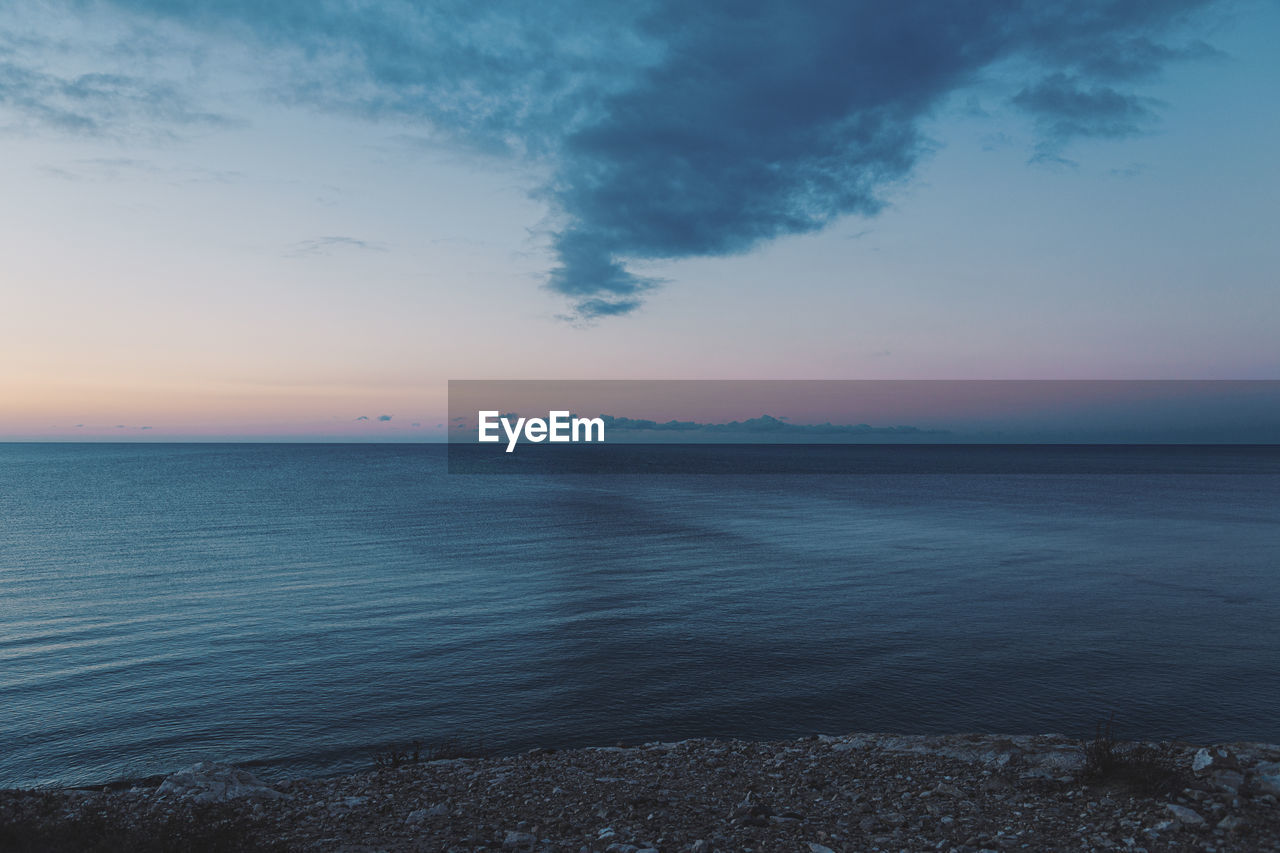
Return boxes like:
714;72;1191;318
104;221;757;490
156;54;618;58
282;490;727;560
3;733;1279;852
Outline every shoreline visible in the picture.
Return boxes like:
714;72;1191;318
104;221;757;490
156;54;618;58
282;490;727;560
3;733;1279;852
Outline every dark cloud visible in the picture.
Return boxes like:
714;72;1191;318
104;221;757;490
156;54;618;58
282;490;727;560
533;1;1223;315
377;414;392;421
17;0;1231;316
355;415;369;421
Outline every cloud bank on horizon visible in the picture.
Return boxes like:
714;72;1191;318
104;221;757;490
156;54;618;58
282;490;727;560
3;0;1230;318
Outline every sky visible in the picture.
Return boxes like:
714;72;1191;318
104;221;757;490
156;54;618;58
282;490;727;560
1;0;1277;440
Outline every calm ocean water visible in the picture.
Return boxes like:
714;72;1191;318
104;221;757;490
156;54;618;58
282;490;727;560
2;443;1278;788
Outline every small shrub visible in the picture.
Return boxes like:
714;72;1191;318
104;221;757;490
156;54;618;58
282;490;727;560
1079;714;1186;797
1082;713;1121;779
0;791;283;853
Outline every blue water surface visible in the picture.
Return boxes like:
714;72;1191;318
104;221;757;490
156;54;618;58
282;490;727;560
1;443;1277;787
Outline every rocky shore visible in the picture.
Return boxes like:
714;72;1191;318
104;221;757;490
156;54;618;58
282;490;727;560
3;733;1279;852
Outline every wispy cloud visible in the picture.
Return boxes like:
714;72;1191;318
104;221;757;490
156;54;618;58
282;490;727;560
287;236;388;258
1013;73;1164;163
1109;162;1148;179
0;59;229;137
37;156;244;183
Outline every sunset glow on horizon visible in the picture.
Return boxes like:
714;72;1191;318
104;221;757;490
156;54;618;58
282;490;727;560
2;1;1278;440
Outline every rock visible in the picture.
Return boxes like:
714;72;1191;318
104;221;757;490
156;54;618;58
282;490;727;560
1210;769;1245;794
404;801;449;822
154;762;287;803
1163;803;1205;826
1255;772;1280;797
688;841;712;853
731;802;770;818
503;829;537;849
807;844;836;853
1025;748;1084;773
1217;814;1245;832
1192;747;1240;774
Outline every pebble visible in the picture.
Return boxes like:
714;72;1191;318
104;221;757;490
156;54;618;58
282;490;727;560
6;734;1280;852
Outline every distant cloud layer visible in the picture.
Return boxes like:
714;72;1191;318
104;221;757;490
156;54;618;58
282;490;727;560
599;414;941;438
3;0;1230;317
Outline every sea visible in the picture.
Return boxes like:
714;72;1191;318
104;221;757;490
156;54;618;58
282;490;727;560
2;443;1278;788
